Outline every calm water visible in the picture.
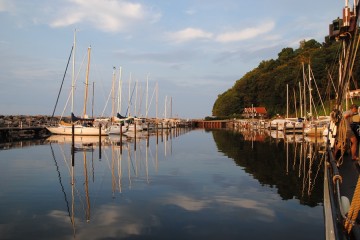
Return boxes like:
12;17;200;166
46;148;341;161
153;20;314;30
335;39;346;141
0;129;325;240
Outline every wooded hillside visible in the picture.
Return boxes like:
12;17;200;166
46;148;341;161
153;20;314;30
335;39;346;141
212;39;360;118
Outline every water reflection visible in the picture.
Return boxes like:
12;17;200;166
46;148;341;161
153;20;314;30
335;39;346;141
44;127;189;238
212;129;325;206
0;128;325;240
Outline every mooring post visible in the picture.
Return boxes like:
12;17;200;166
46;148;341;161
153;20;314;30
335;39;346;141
99;124;102;159
147;122;150;147
72;123;75;166
120;123;123;154
293;123;295;138
156;122;159;145
134;121;137;151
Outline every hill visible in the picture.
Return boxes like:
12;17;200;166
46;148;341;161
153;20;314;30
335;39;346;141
212;39;360;118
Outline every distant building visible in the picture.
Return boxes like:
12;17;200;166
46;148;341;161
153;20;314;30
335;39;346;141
242;107;267;119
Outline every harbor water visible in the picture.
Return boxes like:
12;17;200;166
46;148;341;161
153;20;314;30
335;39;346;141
0;129;325;240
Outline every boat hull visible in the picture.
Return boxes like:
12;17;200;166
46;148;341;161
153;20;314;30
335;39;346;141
107;125;128;135
47;125;108;136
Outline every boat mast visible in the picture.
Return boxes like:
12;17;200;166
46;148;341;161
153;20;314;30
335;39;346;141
156;82;158;120
164;95;167;119
71;29;77;121
299;82;303;117
128;72;132;117
309;62;312;119
135;80;138;117
170;96;172;118
111;67;116;118
83;46;91;118
302;62;307;118
117;66;122;115
146;74;149;118
286;84;289;118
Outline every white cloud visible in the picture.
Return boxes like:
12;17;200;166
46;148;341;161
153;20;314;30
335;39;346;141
216;21;275;43
50;0;156;32
166;28;213;43
166;22;276;44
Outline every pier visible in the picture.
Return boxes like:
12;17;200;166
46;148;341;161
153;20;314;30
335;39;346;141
194;120;232;129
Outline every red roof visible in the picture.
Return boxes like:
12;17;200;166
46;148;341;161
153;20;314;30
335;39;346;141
243;107;267;114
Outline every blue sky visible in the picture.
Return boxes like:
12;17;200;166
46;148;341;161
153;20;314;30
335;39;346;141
0;0;345;119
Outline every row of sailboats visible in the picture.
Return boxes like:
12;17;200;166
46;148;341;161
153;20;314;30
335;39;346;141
269;62;330;136
47;30;181;137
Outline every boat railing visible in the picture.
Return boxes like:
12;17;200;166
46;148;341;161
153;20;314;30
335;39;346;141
326;144;348;219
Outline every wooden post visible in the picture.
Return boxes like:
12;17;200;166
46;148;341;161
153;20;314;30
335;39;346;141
72;123;75;166
98;124;102;159
156;121;159;145
120;122;123;154
134;121;137;151
147;122;150;147
293;123;295;138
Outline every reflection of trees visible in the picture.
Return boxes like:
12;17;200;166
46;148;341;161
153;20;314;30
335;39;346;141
212;130;323;207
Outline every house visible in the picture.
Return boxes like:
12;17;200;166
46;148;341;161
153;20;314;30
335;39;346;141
242;107;267;119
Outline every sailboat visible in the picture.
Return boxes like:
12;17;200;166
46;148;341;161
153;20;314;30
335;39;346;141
47;31;108;136
270;85;304;133
323;1;360;239
107;67;128;135
300;63;330;136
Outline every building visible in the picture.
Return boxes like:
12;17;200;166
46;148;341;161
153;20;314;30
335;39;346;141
242;107;267;119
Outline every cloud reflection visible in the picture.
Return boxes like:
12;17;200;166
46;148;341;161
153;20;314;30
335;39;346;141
162;193;275;221
48;204;161;239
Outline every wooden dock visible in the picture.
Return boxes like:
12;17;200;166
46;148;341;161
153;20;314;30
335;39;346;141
194;120;233;129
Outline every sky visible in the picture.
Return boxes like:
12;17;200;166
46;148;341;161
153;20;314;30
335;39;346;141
0;0;346;119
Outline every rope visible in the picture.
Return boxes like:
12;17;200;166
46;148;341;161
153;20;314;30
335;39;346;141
344;176;360;233
336;118;348;166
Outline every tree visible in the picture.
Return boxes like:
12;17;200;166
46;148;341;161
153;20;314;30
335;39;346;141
212;39;360;118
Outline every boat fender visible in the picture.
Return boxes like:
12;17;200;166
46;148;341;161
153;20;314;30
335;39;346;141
341;196;350;214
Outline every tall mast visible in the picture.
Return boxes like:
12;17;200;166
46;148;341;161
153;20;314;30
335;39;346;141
302;62;307;118
117;66;122;114
111;67;116;117
128;72;132;116
83;46;91;118
71;29;76;119
135;80;138;116
146;74;149;118
156;82;158;119
309;63;312;118
170;96;172;118
299;82;303;117
164;95;167;119
286;84;289;118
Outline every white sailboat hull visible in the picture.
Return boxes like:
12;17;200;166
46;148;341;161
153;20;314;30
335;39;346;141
47;124;108;136
107;125;128;135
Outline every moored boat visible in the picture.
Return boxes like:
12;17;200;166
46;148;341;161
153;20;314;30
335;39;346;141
323;1;360;239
